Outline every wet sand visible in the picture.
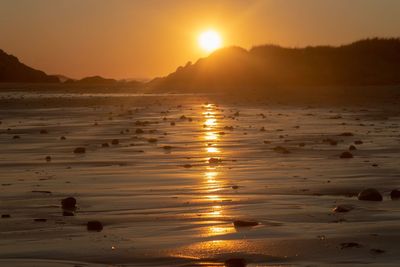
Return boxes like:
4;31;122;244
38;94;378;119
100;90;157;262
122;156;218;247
1;90;400;266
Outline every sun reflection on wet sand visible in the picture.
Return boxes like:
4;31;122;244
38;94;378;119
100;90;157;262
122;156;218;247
201;103;234;238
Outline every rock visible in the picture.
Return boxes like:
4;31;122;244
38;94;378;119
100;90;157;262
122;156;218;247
135;128;144;134
370;248;385;254
61;197;77;209
60;136;66;140
101;143;109;147
225;258;247;267
358;188;383;201
209;157;222;164
332;205;352;213
1;214;11;218
87;220;103;232
147;138;158;143
390;189;400;200
340;151;353;158
13;135;20;139
63;211;74;216
273;146;290;154
73;147;86;154
34;218;47;222
111;139;119;145
340;242;362;249
233;220;258;227
45;156;51;162
232;185;239;190
260;127;266;131
339;132;353;136
183;164;192;168
349;145;357;150
163;145;173;150
354;140;363;145
323;138;337;146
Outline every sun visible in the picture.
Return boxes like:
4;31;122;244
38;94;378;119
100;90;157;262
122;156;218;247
198;30;222;53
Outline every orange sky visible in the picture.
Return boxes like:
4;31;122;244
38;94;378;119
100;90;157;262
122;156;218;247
1;0;399;80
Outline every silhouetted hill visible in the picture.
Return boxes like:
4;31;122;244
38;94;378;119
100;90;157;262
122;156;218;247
150;38;400;93
0;49;59;83
66;76;117;84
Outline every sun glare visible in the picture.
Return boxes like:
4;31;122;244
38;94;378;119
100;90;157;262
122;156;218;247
198;30;222;52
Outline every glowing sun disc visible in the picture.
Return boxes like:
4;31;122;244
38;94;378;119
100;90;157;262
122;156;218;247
198;30;222;52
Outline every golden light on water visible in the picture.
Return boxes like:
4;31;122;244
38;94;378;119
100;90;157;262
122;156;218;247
200;103;232;237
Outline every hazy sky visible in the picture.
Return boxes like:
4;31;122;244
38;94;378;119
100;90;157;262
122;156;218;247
1;0;399;79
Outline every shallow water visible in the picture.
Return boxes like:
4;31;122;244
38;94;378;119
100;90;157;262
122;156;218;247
0;93;400;266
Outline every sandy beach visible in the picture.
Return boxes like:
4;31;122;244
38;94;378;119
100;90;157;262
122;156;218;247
0;89;399;266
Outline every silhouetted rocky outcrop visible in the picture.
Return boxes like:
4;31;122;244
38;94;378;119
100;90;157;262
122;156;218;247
0;49;59;83
66;76;117;84
149;38;400;93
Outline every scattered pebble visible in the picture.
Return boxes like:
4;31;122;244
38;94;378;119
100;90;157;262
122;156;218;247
61;197;77;209
358;188;383;201
73;147;86;154
233;220;258;227
225;258;247;267
340;242;362;249
87;220;103;232
340;151;353;158
111;139;119;145
390;189;400;200
273;146;290;154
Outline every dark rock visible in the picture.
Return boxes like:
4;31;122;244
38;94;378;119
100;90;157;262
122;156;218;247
332;205;352;213
87;220;103;232
101;143;109;147
339;132;353;136
61;197;77;209
225;258;247;267
273;146;290;154
34;218;47;222
60;136;66;140
370;248;385;254
183;164;192;168
340;242;362;249
147;138;158;143
233;220;258;227
358;188;383;201
349;145;357;150
1;214;10;218
45;156;51;162
111;139;119;145
390;189;400;200
135;128;144;134
340;151;353;158
73;147;86;154
354;140;363;145
209;157;222;164
232;185;239;190
13;135;20;139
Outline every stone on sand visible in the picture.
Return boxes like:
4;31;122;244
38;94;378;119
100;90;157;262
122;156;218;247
87;220;103;232
61;197;77;209
390;189;400;200
233;220;258;227
225;258;247;267
73;147;86;154
340;151;353;158
358;188;383;201
111;139;119;145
